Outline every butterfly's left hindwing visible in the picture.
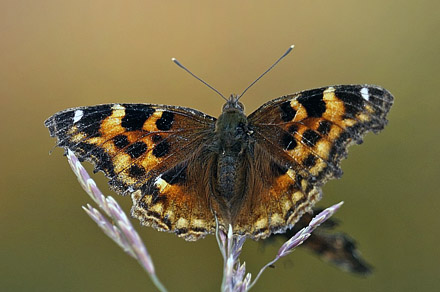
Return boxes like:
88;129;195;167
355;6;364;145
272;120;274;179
45;104;218;240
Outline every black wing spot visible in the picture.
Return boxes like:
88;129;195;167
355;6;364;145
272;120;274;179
288;124;298;134
175;228;189;235
121;104;155;131
152;140;170;157
297;89;326;118
125;141;148;158
191;227;208;234
280;101;297;122
156;111;174;131
113;134;130;149
281;133;297;150
317;120;332;135
152;134;162;143
129;164;146;178
302;129;321;147
147;210;162;219
304;154;317;168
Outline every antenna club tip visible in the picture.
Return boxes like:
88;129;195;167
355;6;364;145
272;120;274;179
290;45;295;49
172;58;182;66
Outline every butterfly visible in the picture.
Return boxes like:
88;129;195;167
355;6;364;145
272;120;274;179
45;48;393;241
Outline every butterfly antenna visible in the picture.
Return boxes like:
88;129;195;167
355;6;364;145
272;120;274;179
238;45;295;100
172;58;228;102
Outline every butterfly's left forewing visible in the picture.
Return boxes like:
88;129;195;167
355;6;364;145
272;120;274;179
237;85;393;239
45;103;218;240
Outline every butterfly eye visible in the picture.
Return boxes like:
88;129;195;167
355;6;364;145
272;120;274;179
236;101;245;112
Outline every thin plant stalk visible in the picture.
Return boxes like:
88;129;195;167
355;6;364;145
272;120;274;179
66;150;167;292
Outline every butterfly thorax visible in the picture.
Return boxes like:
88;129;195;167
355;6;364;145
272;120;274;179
216;97;247;148
212;95;252;222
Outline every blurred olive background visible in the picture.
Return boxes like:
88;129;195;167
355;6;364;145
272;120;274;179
1;0;439;291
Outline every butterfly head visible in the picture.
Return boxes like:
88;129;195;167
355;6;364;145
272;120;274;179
222;94;244;113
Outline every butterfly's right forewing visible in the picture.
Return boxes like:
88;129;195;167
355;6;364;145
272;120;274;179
233;85;393;239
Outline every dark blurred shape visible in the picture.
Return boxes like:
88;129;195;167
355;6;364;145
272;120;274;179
268;208;372;275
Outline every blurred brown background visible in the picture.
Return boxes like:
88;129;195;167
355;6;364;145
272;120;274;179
1;0;439;291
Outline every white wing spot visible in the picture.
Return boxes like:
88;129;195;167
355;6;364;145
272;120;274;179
361;87;370;101
324;86;335;93
112;104;125;110
73;110;84;123
154;175;168;192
